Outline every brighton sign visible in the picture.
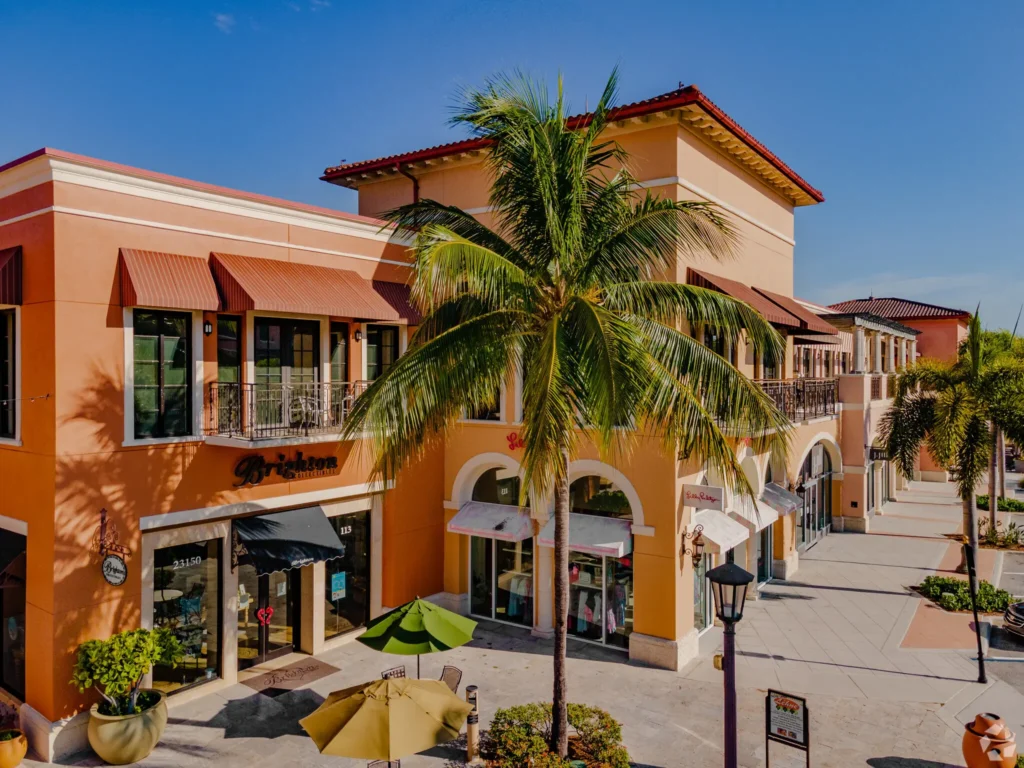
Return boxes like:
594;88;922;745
234;451;339;487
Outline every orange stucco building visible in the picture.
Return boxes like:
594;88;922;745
0;83;922;761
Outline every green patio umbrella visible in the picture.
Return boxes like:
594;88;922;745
358;597;477;678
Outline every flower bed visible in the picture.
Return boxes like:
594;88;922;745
978;518;1024;550
916;575;1014;613
481;703;630;768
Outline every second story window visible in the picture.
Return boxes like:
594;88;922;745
761;350;778;380
703;326;725;358
366;325;399;381
134;310;191;439
468;388;502;421
330;323;349;383
0;310;13;439
217;316;241;385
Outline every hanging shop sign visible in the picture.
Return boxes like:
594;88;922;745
101;554;128;586
765;689;809;767
869;447;890;462
94;509;132;587
682;484;724;511
233;451;339;487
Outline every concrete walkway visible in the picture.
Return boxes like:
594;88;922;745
29;481;1024;768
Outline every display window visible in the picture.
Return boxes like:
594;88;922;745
152;539;221;693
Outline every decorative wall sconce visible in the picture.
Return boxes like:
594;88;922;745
203;320;214;336
354;329;363;342
682;523;705;569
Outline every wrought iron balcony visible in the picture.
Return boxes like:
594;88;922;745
205;381;370;441
754;378;838;421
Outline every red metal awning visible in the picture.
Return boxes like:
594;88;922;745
753;287;839;335
210;252;401;321
372;280;422;324
686;268;800;328
119;249;220;311
0;247;22;305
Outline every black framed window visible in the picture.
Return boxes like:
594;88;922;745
254;318;320;387
761;350;777;380
468;388;502;421
133;310;192;439
330;323;349;383
0;310;13;439
366;325;399;381
0;529;25;699
703;327;725;358
152;539;221;694
217;316;241;384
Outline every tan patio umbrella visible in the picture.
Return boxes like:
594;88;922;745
300;678;474;762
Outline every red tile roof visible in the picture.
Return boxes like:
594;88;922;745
826;298;970;321
119;249;221;311
322;84;824;204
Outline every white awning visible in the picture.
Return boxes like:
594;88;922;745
761;482;803;516
446;502;533;542
537;513;633;558
692;509;749;553
730;498;779;533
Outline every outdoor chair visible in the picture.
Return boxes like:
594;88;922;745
380;665;407;680
367;761;400;767
439;665;462;694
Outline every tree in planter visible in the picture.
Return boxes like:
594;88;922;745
70;628;182;715
341;69;789;756
882;311;1024;574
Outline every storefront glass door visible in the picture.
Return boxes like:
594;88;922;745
324;511;371;640
693;553;712;632
468;536;533;627
756;524;773;583
237;565;299;669
802;484;818;548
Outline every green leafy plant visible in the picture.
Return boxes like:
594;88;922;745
484;703;631;767
1003;522;1023;547
980;518;1002;547
70;628;182;716
977;494;1024;512
1016;752;1024;768
918;575;1014;613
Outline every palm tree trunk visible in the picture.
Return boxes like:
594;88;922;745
997;429;1006;500
550;447;570;758
960;492;979;574
989;426;998;528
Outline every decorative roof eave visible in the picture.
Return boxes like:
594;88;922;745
824;312;921;339
322;85;824;207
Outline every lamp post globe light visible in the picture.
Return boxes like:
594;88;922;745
706;561;754;768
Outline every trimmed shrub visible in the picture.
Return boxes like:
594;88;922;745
483;703;631;768
919;575;1014;613
977;494;1024;512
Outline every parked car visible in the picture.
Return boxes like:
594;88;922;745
1005;602;1024;638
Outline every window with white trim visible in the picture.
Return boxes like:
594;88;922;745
133;310;192;439
0;310;13;439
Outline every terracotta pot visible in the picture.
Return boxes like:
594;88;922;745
962;712;1017;768
87;690;168;765
0;731;27;768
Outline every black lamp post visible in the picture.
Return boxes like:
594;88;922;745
707;561;754;768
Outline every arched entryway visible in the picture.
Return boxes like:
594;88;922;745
796;439;840;550
466;466;534;628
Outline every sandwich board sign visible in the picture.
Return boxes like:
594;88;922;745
765;689;809;767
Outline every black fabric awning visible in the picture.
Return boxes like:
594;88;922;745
233;506;346;575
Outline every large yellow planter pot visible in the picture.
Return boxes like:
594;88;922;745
0;731;27;768
87;691;168;765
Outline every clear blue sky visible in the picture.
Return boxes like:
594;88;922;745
3;1;1022;328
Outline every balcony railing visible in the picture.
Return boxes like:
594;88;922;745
206;381;370;441
755;378;838;421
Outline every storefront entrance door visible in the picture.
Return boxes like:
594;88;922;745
237;565;299;669
802;484;818;548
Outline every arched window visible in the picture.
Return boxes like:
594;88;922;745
472;468;524;506
569;476;632;520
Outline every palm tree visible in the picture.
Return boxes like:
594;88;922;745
341;69;790;757
881;311;1024;572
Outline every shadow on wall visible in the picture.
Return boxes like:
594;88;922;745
51;364;231;717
